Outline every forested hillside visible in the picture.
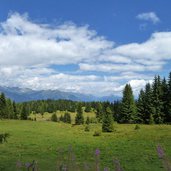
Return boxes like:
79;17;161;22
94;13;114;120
0;72;171;124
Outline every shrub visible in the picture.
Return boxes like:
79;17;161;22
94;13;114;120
51;113;58;122
93;131;101;136
0;133;10;144
134;124;140;130
84;125;90;132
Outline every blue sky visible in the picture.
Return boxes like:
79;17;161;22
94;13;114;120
0;0;171;96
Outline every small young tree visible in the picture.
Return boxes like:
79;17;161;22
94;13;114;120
85;116;90;125
51;113;58;122
63;112;71;124
102;107;114;132
75;103;84;125
85;103;91;112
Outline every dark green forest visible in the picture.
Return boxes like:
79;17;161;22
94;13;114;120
1;72;171;125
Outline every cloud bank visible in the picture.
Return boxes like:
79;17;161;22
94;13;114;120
0;13;170;96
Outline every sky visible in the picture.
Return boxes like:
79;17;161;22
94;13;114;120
0;0;171;97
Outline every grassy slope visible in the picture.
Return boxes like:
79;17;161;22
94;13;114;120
0;120;171;171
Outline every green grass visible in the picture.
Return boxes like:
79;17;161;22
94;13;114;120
29;111;96;123
0;120;171;171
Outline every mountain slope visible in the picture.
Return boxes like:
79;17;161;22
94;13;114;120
0;86;120;102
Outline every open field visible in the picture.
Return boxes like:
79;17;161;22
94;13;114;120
0;120;171;171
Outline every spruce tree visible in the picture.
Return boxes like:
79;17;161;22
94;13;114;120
166;72;171;122
13;101;18;119
161;78;168;122
0;93;7;119
102;107;114;132
95;102;103;122
137;89;145;123
51;113;58;122
75;103;84;125
20;103;28;120
6;98;14;119
63;112;71;123
152;76;163;123
120;84;137;123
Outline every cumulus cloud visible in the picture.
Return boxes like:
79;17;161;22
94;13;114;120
0;12;170;96
136;12;160;24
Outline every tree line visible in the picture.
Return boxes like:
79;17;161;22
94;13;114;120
0;72;171;126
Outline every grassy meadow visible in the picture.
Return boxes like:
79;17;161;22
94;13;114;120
0;114;171;171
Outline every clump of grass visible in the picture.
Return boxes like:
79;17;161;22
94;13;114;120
84;125;90;132
93;131;101;136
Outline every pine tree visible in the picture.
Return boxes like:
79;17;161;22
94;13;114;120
161;78;168;122
120;84;137;123
20;103;28;120
137;89;145;123
13;101;18;119
63;112;71;123
85;103;91;112
0;93;7;119
75;103;84;125
102;107;114;132
85;116;90;124
166;72;171;122
6;98;14;119
51;113;58;122
152;75;163;124
95;102;103;122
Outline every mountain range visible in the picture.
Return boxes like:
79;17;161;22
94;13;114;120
0;86;121;102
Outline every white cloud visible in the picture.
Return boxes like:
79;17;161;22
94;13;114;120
136;12;160;24
0;12;170;96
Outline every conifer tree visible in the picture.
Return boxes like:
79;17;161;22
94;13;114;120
152;76;163;123
137;89;145;123
13;101;18;119
75;103;84;125
0;93;7;119
95;102;103;122
20;103;28;120
51;113;58;122
6;98;14;119
63;112;71;123
166;72;171;122
161;78;168;122
102;107;114;132
120;84;137;123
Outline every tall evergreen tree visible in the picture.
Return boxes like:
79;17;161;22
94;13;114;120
166;72;171;122
120;84;137;123
152;75;163;123
13;101;18;119
0;93;7;119
102;107;114;132
137;89;146;123
95;102;103;122
6;98;14;119
161;78;168;122
137;83;155;124
20;103;28;120
75;103;84;125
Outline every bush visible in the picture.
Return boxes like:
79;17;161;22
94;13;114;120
134;124;140;130
51;113;58;122
84;125;90;132
0;133;10;144
93;131;101;136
